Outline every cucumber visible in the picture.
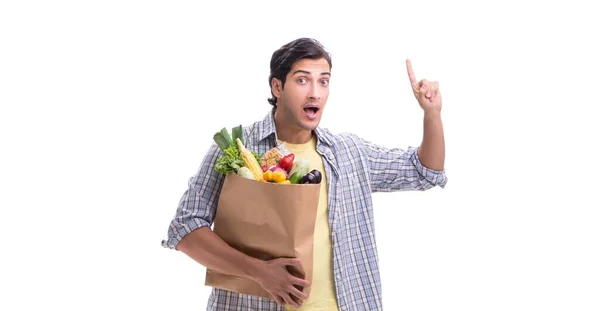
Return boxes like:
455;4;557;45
289;171;303;184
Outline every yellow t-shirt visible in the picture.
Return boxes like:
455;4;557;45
282;135;339;311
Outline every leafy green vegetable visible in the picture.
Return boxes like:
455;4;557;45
215;145;244;175
231;125;244;146
212;124;264;175
213;127;233;151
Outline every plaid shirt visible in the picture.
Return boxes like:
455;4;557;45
162;108;448;310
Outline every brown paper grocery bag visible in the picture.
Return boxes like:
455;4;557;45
205;172;321;300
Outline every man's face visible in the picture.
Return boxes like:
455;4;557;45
272;57;331;132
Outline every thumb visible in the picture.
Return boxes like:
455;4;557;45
420;80;431;98
277;257;301;267
411;81;420;92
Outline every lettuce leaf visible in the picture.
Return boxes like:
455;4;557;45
215;145;244;175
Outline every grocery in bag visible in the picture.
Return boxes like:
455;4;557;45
204;126;323;300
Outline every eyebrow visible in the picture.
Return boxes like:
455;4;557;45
292;70;331;76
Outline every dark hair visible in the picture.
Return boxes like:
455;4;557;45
267;38;332;107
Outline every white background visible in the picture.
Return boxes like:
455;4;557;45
1;1;599;310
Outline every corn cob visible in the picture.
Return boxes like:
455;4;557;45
236;138;264;182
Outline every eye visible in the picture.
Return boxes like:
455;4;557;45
297;77;307;84
320;79;329;86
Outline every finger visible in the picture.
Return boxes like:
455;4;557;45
288;285;309;301
433;81;439;97
406;59;417;85
426;81;435;99
282;258;305;276
290;275;311;287
419;79;430;98
411;81;420;93
273;294;285;306
282;293;300;308
278;257;301;267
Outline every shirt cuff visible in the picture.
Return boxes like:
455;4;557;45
161;217;211;250
411;148;448;188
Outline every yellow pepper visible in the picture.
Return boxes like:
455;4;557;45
263;170;289;183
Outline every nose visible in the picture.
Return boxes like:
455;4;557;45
308;81;321;101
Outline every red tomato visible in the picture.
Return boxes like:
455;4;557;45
279;153;294;172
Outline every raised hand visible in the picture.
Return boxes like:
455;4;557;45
406;59;442;113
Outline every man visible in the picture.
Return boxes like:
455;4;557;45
162;37;447;311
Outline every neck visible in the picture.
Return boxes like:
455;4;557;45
273;109;313;144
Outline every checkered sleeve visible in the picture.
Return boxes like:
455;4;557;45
161;143;225;250
356;135;447;192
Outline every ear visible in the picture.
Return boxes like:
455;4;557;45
271;78;282;98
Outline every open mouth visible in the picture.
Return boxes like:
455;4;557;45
304;107;319;114
303;106;320;119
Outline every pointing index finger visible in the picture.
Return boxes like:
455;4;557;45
406;59;417;85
